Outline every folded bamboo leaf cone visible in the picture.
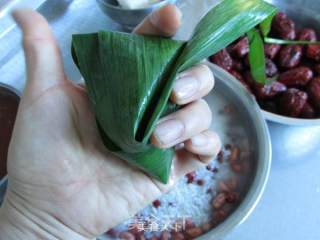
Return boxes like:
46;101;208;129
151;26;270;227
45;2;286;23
71;0;276;183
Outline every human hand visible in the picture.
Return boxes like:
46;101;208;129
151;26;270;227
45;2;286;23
0;5;220;240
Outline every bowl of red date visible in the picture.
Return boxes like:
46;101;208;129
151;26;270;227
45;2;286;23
209;0;320;126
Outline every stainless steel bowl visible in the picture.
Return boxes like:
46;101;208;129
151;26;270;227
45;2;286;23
219;69;320;127
96;0;178;30
262;0;320;126
199;63;272;240
0;176;8;204
0;83;21;205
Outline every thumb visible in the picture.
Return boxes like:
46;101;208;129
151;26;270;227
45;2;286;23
12;9;66;102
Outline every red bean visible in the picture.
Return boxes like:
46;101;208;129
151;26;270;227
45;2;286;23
136;234;146;240
228;146;240;162
226;178;238;190
119;232;136;240
278;45;302;68
185;171;196;184
184;218;195;230
278;67;313;87
217;150;224;163
278;88;308;117
272;12;296;40
172;232;185;240
196;179;205;186
160;231;171;240
210;49;233;71
150;237;159;240
254;81;287;100
201;222;212;233
306;44;320;62
219;181;230;192
106;228;118;237
185;227;203;238
225;192;239;203
307;77;320;109
264;44;281;59
212;193;227;209
231;163;243;173
215;209;227;221
152;200;161;208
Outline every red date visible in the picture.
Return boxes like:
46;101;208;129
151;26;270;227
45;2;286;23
230;70;252;92
278;45;302;68
254;81;287;100
229;69;244;82
266;58;278;77
243;55;251;69
272;12;296;40
243;71;255;87
264;44;281;59
314;64;320;75
210;49;233;71
300;102;316;118
231;37;249;58
233;59;244;72
259;100;277;113
279;88;308;117
298;28;317;41
278;67;313;87
244;58;278;79
306;44;320;62
307;77;320;109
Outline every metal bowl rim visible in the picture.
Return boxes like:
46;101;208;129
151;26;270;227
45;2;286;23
96;0;176;11
198;63;272;239
262;110;320;126
0;82;22;97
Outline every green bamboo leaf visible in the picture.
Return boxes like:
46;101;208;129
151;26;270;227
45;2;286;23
247;29;268;84
264;37;320;45
260;12;276;37
72;0;277;183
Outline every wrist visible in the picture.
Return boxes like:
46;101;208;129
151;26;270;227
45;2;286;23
0;189;93;240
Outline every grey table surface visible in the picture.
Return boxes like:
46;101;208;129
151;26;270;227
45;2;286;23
0;0;320;239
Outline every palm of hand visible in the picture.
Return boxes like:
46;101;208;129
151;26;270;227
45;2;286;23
8;82;174;236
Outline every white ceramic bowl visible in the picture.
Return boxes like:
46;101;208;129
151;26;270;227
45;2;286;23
261;0;320;126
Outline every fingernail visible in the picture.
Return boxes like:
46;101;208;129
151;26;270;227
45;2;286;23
191;134;208;147
154;119;184;145
11;8;29;25
173;75;199;100
150;5;182;27
12;10;22;25
174;7;183;21
150;9;161;26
